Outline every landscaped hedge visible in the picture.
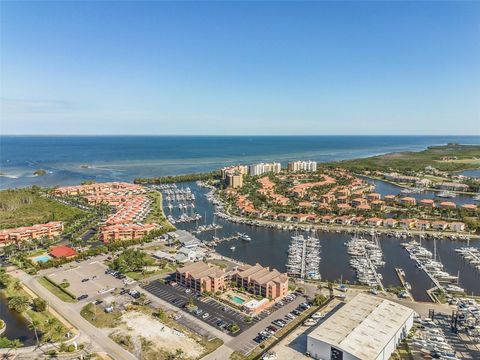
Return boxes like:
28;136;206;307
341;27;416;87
43;276;77;300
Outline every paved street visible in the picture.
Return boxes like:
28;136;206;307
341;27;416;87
11;269;137;360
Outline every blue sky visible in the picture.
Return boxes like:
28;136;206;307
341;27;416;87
1;1;479;135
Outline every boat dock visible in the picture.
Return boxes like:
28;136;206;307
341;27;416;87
286;233;321;280
455;246;480;272
394;267;413;300
345;232;385;291
206;234;241;246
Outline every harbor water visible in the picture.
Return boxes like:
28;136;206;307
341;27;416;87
166;181;480;302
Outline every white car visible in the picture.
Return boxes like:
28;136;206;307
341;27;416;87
202;313;210;319
312;312;324;319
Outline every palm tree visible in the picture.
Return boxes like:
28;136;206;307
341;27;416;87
28;319;41;346
8;295;30;313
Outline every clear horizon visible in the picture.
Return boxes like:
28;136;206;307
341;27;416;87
1;1;479;135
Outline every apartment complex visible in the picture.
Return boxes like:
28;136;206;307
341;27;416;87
53;182;158;242
233;263;288;300
99;223;158;242
52;182;146;197
0;221;64;245
220;165;248;180
287;160;317;172
175;261;226;293
248;162;281;176
226;173;244;189
221;165;248;188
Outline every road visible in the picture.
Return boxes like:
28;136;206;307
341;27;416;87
11;269;137;360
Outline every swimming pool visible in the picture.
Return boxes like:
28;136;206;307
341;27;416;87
32;255;51;263
231;295;245;305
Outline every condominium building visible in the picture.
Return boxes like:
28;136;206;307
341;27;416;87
175;261;226;293
233;263;288;300
226;173;244;189
220;165;248;180
100;223;158;242
287;160;317;172
248;162;281;176
0;222;64;245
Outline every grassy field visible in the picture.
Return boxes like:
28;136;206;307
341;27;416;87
144;191;175;231
38;277;77;303
328;144;480;172
81;302;123;328
0;187;87;229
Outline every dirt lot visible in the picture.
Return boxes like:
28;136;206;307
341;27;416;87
110;311;204;358
47;260;125;299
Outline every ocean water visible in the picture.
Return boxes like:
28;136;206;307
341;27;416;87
1;135;479;189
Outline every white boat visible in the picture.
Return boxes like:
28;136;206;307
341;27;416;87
437;191;456;198
230;246;236;251
238;232;252;241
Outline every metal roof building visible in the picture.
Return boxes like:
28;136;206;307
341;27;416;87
307;294;416;360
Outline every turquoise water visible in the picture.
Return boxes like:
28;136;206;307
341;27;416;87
231;295;245;304
32;254;51;263
1;135;479;189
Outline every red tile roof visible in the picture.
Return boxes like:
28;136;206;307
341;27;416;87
50;246;77;258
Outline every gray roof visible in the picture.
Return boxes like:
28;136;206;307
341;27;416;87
308;294;415;360
175;230;201;247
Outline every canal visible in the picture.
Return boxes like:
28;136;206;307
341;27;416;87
0;292;35;346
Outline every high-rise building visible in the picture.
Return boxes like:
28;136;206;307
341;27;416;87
248;162;281;176
226;173;244;188
287;160;317;172
221;165;248;180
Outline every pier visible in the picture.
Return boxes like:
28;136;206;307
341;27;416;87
286;234;321;280
394;267;413;300
206;234;241;246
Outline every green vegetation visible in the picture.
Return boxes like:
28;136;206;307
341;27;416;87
329;144;480;172
0;270;69;344
0;187;87;229
8;295;30;313
33;169;47;176
0;337;23;349
38;277;77;303
144;191;175;232
134;171;221;184
126;261;177;280
111;248;155;273
81;303;123;328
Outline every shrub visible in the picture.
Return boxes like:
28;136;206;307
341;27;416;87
33;298;47;312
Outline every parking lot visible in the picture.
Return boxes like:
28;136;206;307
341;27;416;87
47;260;127;301
228;294;311;355
143;280;257;335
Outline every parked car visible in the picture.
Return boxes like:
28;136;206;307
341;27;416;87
81;278;90;283
77;294;88;301
202;313;210;319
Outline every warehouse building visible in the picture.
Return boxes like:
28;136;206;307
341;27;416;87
307;294;415;360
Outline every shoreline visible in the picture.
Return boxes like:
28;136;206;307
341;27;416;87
215;210;480;240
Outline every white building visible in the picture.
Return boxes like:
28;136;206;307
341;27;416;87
307;294;415;360
288;160;317;172
248;162;282;176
